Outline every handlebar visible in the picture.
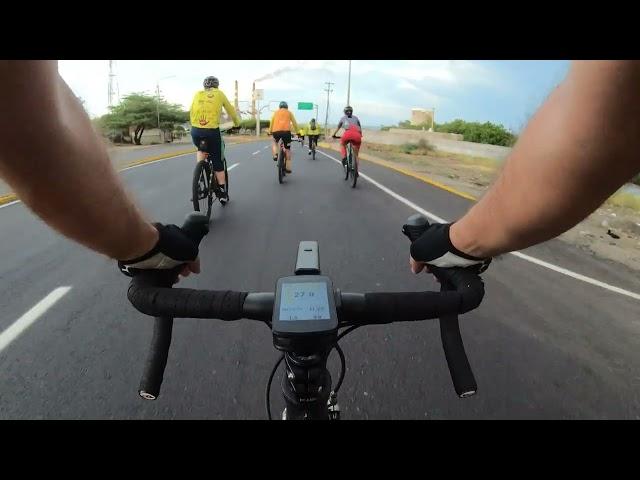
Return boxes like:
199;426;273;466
128;212;485;400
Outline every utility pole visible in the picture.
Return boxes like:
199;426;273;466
108;60;118;108
156;82;161;129
323;81;334;136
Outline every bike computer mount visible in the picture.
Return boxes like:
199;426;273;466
272;241;338;354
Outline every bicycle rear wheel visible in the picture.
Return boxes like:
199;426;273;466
277;148;284;184
192;160;212;218
344;144;350;181
350;149;358;189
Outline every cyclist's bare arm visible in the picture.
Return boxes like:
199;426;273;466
268;112;276;135
290;113;299;133
449;60;640;258
332;121;343;137
222;94;241;126
0;61;159;261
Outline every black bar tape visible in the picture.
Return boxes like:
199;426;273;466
362;291;461;323
128;279;248;319
438;277;478;398
430;266;485;312
138;316;173;400
439;315;477;398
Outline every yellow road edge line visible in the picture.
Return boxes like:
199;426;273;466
0;141;258;207
120;149;196;169
318;142;478;202
0;193;18;206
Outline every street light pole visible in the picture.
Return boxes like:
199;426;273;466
156;75;176;140
346;60;352;106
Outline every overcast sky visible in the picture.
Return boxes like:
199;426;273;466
59;60;571;131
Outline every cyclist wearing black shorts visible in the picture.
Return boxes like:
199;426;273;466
189;76;241;203
269;101;299;173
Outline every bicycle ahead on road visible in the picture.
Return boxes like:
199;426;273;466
125;212;485;420
309;135;318;160
333;134;358;188
191;126;233;220
276;137;288;184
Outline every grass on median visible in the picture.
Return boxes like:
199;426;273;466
606;191;640;211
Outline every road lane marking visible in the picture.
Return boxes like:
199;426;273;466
0;286;72;353
317;150;640;301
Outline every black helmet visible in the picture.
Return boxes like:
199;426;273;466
203;76;219;89
344;105;353;114
279;101;288;109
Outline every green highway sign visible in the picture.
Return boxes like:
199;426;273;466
298;102;314;110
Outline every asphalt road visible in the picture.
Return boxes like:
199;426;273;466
1;139;639;419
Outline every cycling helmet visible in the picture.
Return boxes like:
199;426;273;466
203;76;219;89
279;101;288;109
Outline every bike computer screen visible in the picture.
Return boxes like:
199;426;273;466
272;276;338;335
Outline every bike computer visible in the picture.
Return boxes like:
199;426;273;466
272;275;338;340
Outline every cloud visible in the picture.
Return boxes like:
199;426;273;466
258;78;304;91
254;61;307;82
357;60;504;90
397;79;419;91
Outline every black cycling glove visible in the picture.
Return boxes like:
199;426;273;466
405;222;491;272
118;223;198;276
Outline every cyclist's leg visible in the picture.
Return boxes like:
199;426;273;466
272;133;281;161
206;129;226;197
339;137;348;166
283;132;293;172
342;129;361;165
351;134;362;165
191;127;208;162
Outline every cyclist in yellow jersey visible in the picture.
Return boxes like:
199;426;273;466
268;101;299;173
306;118;321;155
190;76;241;204
298;126;305;146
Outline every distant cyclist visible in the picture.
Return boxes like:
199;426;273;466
332;106;362;167
298;126;306;145
269;101;299;174
306;118;321;155
189;76;241;204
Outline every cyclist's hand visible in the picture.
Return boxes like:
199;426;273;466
404;222;491;273
118;223;200;281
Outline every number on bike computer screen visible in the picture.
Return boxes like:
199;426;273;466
279;282;330;321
